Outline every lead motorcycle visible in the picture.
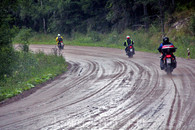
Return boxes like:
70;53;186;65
124;43;135;58
160;45;177;75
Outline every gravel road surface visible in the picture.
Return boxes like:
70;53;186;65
0;45;195;130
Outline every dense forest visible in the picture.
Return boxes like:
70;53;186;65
2;0;195;36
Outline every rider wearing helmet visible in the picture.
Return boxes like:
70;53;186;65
56;34;63;46
158;37;172;52
158;37;176;70
124;36;135;54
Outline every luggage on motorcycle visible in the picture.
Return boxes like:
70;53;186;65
162;45;176;53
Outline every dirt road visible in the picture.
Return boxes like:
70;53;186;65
0;45;195;130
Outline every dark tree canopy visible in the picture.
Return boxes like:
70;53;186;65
3;0;195;35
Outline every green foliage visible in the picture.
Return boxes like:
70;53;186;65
14;27;32;52
104;31;120;45
176;0;195;11
0;0;21;81
0;23;11;46
190;13;195;34
0;45;19;79
0;0;20;46
0;50;67;101
3;0;193;37
87;31;101;42
149;24;161;36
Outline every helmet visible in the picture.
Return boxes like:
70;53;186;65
126;36;130;39
58;34;60;37
163;37;169;42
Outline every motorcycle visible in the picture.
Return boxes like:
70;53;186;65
58;41;64;50
124;44;135;58
160;45;177;75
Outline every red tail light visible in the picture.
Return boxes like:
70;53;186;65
129;46;132;49
166;55;172;58
163;54;172;60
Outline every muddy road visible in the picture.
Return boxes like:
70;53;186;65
0;45;195;130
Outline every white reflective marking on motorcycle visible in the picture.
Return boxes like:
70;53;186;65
167;58;171;63
130;49;133;52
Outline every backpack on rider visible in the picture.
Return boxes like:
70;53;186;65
58;36;62;44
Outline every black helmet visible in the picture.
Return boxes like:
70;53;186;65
163;37;169;42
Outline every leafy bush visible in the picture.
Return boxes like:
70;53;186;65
190;13;195;35
87;31;101;42
104;31;120;45
16;27;32;52
0;45;19;79
0;50;67;101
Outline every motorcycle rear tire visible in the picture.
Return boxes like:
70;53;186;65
166;64;172;75
128;53;133;58
128;55;133;58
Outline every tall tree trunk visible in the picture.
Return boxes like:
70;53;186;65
41;0;47;34
43;18;46;34
143;3;148;32
159;0;164;37
172;0;174;6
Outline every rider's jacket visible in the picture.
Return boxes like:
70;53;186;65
125;39;134;46
55;36;63;44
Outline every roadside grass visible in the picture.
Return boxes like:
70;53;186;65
0;50;67;102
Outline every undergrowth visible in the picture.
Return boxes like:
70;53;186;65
0;50;67;101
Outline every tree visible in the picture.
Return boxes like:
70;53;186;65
106;0;135;32
0;0;20;78
5;0;195;36
0;0;20;46
159;0;165;36
134;0;151;32
80;0;108;33
19;0;54;33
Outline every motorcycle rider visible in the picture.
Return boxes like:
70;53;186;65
56;34;63;48
124;36;135;54
157;37;176;70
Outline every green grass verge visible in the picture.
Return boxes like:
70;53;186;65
0;50;67;102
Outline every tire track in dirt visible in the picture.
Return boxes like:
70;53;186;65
56;60;162;130
103;61;162;129
166;75;181;130
171;62;195;129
